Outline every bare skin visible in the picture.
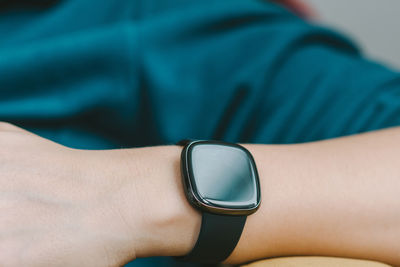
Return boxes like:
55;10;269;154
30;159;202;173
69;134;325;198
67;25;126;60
0;121;400;266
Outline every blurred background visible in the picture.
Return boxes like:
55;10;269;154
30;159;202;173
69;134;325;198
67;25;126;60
304;0;400;69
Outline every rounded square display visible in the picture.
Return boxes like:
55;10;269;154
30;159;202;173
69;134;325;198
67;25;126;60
181;141;260;215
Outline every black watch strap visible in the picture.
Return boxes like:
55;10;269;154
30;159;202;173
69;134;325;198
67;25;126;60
180;212;246;263
176;139;247;263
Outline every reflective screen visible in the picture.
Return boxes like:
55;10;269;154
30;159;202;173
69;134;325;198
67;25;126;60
191;144;257;207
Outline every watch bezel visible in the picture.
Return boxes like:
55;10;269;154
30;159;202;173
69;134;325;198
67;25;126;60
180;140;261;216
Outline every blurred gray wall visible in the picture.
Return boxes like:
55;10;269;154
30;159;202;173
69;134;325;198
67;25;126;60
303;0;400;70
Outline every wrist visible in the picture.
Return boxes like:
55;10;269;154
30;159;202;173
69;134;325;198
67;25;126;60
135;145;201;258
105;146;201;260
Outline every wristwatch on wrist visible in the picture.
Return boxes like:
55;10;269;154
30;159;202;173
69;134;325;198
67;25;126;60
177;140;261;264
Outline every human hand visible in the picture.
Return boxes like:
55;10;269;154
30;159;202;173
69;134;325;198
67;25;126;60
0;122;139;266
0;122;200;266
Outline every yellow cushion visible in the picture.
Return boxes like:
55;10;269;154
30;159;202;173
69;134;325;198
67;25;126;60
242;257;392;267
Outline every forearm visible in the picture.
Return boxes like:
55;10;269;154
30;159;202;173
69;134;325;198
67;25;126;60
2;123;399;266
114;127;400;265
235;129;400;265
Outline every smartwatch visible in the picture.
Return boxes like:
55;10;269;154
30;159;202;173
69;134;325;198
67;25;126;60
177;140;261;264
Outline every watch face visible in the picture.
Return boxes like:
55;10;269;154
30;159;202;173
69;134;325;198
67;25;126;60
181;141;261;215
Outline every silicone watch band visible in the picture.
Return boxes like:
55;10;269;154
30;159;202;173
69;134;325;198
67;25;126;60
180;212;246;263
177;139;247;263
